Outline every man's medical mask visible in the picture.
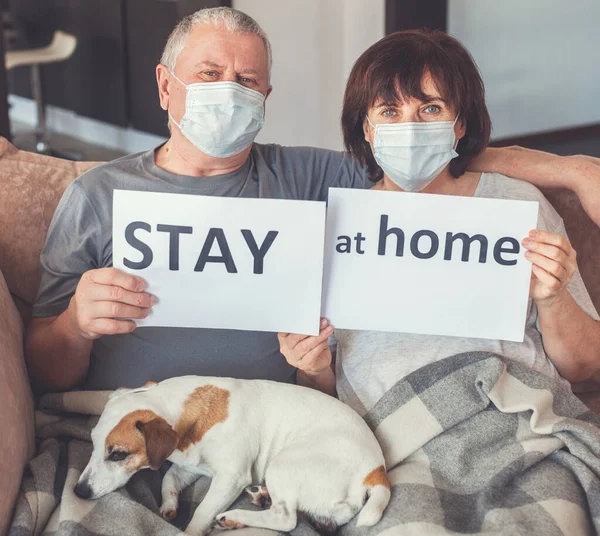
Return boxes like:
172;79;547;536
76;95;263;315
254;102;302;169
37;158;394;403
367;116;459;192
169;72;265;158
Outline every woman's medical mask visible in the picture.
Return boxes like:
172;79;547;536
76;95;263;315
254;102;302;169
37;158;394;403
169;73;265;158
367;116;459;191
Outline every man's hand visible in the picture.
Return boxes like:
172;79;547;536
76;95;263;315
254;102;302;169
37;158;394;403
522;230;576;305
277;318;334;374
66;267;156;340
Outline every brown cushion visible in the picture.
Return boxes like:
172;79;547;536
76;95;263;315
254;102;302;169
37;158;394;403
0;269;34;534
541;187;600;314
0;137;99;309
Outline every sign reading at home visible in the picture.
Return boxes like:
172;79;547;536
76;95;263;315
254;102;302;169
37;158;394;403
322;188;539;342
113;190;326;335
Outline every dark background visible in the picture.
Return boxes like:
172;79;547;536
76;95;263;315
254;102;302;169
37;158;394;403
5;0;231;138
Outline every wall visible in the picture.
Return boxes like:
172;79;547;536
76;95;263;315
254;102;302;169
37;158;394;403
233;0;385;150
448;0;600;140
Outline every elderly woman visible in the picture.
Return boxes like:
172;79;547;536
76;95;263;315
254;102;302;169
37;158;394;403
279;30;600;413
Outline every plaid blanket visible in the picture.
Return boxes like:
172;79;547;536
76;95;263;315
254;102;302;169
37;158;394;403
9;352;600;535
339;351;600;536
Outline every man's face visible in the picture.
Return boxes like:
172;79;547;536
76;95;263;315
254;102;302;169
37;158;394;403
158;24;272;125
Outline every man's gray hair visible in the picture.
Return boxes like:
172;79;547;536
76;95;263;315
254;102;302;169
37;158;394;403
160;7;272;78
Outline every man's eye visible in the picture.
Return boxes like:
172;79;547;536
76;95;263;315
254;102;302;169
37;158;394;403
238;76;256;85
107;450;130;462
204;71;218;77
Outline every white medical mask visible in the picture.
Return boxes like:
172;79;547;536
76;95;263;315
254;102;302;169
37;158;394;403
169;72;265;158
367;116;459;191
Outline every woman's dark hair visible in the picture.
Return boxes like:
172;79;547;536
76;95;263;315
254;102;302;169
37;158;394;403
341;29;491;182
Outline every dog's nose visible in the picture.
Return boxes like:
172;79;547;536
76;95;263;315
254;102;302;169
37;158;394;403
74;481;93;499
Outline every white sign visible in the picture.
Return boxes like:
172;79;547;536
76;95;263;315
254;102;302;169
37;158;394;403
322;188;539;342
113;190;326;335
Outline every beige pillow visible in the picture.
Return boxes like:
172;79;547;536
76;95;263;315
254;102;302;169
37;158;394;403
0;137;99;313
0;269;34;534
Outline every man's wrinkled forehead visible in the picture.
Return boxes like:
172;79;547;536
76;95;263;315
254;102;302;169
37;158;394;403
178;23;269;78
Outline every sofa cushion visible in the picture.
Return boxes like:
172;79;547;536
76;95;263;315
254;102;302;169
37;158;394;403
0;137;99;315
0;269;34;534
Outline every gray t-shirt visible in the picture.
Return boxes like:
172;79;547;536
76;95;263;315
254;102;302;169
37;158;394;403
335;173;600;416
34;143;368;389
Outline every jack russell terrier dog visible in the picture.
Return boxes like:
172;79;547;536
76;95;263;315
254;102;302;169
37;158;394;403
74;376;391;535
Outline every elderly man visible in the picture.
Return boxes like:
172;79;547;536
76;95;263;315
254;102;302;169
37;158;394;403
26;7;600;394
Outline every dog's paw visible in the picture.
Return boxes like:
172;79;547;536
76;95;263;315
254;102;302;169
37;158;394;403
161;507;177;521
160;498;178;521
216;512;246;530
160;489;179;521
244;485;272;508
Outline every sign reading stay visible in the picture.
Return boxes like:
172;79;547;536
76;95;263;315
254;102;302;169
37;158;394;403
322;188;539;342
113;190;326;335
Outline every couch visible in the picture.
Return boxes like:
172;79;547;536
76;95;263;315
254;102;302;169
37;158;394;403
0;136;599;534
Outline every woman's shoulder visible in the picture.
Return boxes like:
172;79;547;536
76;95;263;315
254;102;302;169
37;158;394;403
476;172;562;233
475;172;548;202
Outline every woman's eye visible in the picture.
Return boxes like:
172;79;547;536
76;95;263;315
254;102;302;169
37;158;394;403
423;105;441;114
107;450;130;462
381;109;396;117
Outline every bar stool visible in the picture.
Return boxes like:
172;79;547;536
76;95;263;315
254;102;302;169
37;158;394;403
5;31;77;155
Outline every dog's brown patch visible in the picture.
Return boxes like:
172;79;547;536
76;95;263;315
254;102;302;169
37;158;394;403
175;385;230;451
362;465;391;490
105;409;159;468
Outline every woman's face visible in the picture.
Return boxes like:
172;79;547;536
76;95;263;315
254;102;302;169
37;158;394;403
363;73;466;148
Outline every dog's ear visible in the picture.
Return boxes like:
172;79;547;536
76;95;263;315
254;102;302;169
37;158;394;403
136;417;178;470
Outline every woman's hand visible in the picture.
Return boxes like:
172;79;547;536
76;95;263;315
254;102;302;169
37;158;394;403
522;230;577;305
278;318;334;374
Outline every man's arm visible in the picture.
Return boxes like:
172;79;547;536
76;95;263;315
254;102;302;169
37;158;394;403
470;147;600;227
27;314;93;392
27;268;155;392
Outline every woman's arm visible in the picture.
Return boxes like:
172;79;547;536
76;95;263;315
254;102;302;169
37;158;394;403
536;291;600;382
470;147;600;227
277;318;337;396
523;229;600;382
